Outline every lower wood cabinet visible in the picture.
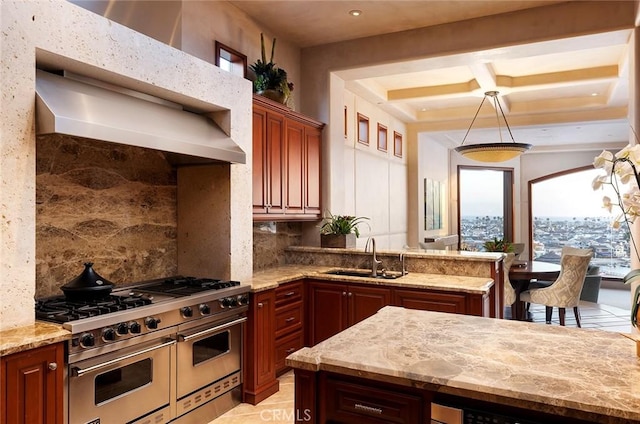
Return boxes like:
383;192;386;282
275;330;305;375
323;373;428;424
307;280;391;346
244;289;279;405
274;281;305;375
394;287;491;317
1;342;64;424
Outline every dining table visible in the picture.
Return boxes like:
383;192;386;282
508;260;561;321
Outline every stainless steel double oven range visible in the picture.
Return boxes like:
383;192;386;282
36;276;250;424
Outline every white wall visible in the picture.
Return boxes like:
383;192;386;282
417;134;449;247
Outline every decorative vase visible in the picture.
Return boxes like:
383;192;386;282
258;89;287;104
321;234;356;249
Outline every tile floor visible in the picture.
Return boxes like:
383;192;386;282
210;288;635;424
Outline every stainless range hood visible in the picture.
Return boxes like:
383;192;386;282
35;69;246;165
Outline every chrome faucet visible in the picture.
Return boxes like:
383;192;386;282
364;237;383;277
399;252;407;275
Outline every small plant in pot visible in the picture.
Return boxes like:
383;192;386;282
249;33;293;105
319;212;369;249
483;237;514;252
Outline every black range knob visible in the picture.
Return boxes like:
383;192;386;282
237;294;249;306
219;297;231;308
199;304;211;315
102;328;116;342
129;321;142;334
181;306;193;318
116;322;129;335
145;317;161;329
79;333;95;348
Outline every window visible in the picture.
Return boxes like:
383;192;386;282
344;106;348;138
357;113;369;145
214;41;247;78
377;123;387;152
458;166;514;251
530;167;630;278
394;131;402;158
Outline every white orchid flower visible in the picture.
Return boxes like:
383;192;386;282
626;144;640;165
602;196;613;212
591;174;609;190
593;150;614;169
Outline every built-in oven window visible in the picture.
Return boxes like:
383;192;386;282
193;330;230;365
95;358;153;404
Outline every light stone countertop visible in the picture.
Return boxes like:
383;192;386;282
0;321;71;357
286;306;640;423
247;264;494;294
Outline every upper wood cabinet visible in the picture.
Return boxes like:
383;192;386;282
253;95;324;221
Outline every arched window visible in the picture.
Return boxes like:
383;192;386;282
530;167;629;278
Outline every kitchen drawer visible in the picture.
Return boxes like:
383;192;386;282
275;281;304;306
275;300;303;338
325;375;423;424
275;330;304;375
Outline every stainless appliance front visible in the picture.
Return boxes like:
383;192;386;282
69;337;176;424
176;315;245;399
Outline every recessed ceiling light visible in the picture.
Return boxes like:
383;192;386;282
591;92;598;96
349;9;362;17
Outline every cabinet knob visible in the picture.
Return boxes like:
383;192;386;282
348;292;353;297
342;291;347;296
258;302;264;308
48;362;58;371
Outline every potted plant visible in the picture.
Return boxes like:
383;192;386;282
483;237;514;253
319;212;369;248
249;33;293;105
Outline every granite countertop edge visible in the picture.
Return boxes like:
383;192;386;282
0;321;71;357
248;265;494;294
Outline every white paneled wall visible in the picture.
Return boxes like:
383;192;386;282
339;91;408;250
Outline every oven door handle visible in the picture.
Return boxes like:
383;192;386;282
70;339;176;377
177;316;247;342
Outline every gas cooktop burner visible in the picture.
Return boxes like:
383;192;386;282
137;276;241;296
36;293;153;323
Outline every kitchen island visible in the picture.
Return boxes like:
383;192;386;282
286;306;640;424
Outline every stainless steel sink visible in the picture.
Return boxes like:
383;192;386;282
323;269;405;280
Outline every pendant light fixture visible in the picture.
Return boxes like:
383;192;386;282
454;91;531;162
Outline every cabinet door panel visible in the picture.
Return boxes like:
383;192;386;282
3;342;64;424
308;281;348;346
266;113;285;213
275;331;305;376
394;289;466;314
305;126;322;215
285;121;305;214
348;285;391;326
252;108;268;213
325;375;423;424
275;301;304;338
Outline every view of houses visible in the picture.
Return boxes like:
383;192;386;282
461;216;630;278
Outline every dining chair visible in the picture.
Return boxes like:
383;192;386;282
503;252;517;318
519;247;592;327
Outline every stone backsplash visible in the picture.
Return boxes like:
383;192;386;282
253;222;303;272
36;134;178;298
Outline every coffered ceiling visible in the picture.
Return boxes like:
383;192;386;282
230;0;633;152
